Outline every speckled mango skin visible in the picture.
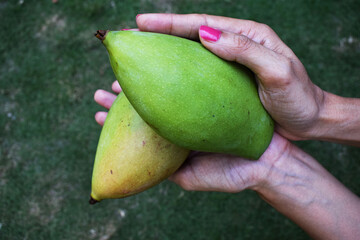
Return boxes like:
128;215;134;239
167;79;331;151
103;31;274;159
91;92;189;201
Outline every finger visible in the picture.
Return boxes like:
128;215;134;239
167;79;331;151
136;13;292;55
95;111;108;126
94;89;117;109
137;13;206;39
169;153;256;192
137;13;257;40
112;81;122;93
198;26;292;88
168;133;287;192
167;150;203;182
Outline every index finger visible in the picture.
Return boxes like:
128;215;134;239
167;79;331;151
137;13;255;39
136;13;292;55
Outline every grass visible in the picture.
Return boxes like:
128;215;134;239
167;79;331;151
1;0;359;239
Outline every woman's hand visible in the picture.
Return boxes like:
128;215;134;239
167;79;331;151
135;13;325;140
94;82;360;239
94;78;359;240
136;13;360;146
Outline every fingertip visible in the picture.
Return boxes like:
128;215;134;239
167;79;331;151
94;89;108;102
136;13;148;30
112;81;122;93
94;89;117;109
167;172;182;186
136;13;172;33
95;111;107;126
94;89;104;102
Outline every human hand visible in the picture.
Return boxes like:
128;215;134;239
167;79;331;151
94;81;289;193
168;132;291;193
135;13;326;141
94;81;360;239
94;81;290;192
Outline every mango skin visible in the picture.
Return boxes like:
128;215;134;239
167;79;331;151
103;31;274;159
91;92;189;201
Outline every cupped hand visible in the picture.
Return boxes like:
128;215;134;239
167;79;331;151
136;13;326;141
168;132;290;193
94;81;291;193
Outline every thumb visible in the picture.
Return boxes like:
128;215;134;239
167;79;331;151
198;25;290;87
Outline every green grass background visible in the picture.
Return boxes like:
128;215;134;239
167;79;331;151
1;0;359;239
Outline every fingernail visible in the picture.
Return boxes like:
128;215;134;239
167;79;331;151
121;28;140;31
199;25;221;42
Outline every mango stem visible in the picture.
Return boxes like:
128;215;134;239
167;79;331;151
95;30;109;41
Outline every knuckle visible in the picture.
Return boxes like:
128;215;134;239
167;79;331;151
200;14;211;27
190;13;210;26
198;13;210;19
259;23;274;34
245;19;260;29
260;57;294;86
277;58;295;84
234;35;253;52
247;21;274;35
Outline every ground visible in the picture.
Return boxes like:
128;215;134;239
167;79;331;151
0;0;359;239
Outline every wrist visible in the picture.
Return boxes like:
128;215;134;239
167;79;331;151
251;142;313;198
252;137;342;212
310;91;360;145
251;140;360;239
253;144;322;204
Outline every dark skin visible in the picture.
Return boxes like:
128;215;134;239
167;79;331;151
94;14;360;240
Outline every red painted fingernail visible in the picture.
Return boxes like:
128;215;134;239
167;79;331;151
122;29;130;31
199;25;221;42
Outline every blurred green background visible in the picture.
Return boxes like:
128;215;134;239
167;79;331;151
1;0;359;239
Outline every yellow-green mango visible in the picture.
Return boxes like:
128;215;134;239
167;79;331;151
90;92;189;203
96;30;274;159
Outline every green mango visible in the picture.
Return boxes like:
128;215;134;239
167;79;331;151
96;30;274;160
90;92;189;203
